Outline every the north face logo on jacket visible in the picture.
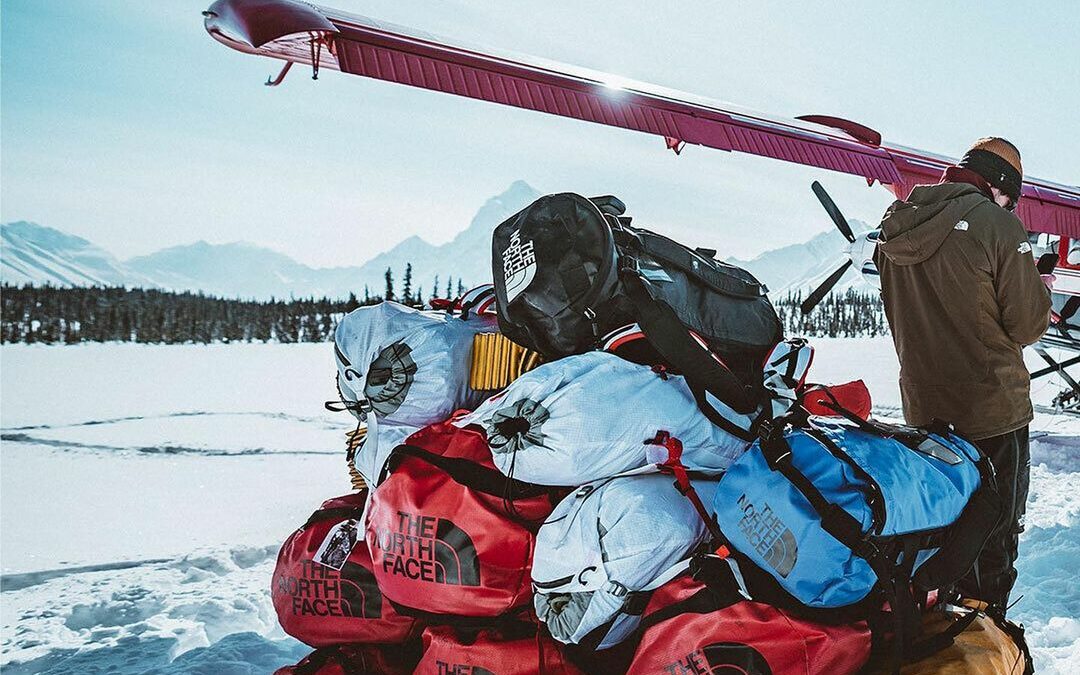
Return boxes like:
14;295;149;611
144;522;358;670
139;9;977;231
736;494;798;578
661;642;773;675
274;559;383;619
372;511;481;586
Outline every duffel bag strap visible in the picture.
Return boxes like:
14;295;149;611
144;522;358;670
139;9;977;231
379;444;552;500
902;605;981;664
303;504;367;529
758;425;886;568
620;270;760;415
648;431;726;544
912;473;1002;591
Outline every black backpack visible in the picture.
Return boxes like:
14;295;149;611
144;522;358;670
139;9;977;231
492;192;782;415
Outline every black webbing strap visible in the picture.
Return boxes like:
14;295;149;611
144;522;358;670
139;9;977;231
690;386;759;442
758;432;874;559
813;390;929;447
304;504;366;528
630;230;765;299
293;646;341;675
388;597;536;630
635;587;728;633
380;444;551;500
904;606;981;664
913;476;1002;591
803;426;887;531
620;270;759;414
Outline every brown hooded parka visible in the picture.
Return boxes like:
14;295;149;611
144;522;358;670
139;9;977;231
874;182;1051;439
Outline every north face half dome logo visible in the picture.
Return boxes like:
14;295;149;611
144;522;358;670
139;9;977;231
339;561;384;618
502;228;537;304
274;559;382;619
736;494;798;578
373;511;481;587
662;642;773;675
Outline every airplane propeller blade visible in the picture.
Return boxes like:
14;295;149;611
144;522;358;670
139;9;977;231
801;260;853;314
811;181;856;244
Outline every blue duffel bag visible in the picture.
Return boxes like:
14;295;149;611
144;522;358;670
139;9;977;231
709;413;1002;664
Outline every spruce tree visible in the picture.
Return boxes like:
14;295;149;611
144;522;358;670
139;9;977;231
402;263;413;305
384;267;395;302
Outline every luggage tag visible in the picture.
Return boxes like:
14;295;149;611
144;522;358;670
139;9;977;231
313;518;362;571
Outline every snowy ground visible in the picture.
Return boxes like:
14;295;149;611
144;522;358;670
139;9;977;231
1;339;1077;673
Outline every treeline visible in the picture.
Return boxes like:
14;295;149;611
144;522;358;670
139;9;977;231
0;285;378;345
774;288;889;338
1;282;887;346
0;260;476;345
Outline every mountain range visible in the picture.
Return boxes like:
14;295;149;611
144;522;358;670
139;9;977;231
1;180;869;300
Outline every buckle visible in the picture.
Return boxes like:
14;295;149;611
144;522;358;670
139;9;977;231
757;417;775;442
853;536;882;565
603;580;629;597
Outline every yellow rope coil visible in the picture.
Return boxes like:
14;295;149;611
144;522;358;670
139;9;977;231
344;424;368;491
469;333;542;391
343;333;540;488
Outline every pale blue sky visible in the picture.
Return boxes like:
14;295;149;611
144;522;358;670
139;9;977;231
2;0;1077;267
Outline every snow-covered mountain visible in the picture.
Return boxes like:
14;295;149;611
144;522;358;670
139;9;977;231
2;185;874;301
1;221;156;288
1;181;541;300
350;179;541;296
730;220;873;298
125;241;366;301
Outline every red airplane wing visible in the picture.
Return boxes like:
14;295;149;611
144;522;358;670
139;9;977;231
203;0;1079;238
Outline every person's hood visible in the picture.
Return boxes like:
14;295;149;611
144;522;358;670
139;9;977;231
878;183;989;265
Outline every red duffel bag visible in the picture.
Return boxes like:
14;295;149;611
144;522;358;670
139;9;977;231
627;557;871;675
272;491;419;647
414;622;585;675
800;379;872;420
273;644;419;675
366;418;563;622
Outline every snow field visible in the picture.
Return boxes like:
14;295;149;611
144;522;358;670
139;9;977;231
1;340;1077;673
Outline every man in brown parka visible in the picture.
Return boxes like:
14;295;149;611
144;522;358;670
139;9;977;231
874;137;1051;615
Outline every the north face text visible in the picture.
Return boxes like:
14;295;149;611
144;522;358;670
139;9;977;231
275;560;381;619
372;510;480;586
435;661;495;675
736;494;798;577
502;228;537;303
661;643;773;675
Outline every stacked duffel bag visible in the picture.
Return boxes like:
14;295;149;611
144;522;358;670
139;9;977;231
273;192;1032;674
279;288;591;673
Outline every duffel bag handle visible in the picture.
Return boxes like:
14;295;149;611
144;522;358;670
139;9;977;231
647;431;727;545
379;443;553;501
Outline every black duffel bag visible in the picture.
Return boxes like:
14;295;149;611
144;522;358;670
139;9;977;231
492;192;782;415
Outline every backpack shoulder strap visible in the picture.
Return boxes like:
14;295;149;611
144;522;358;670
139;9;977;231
620;270;760;415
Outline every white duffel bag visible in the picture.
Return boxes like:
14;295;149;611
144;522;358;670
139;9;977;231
454;351;749;485
531;473;719;649
352;416;419;487
333;301;497;428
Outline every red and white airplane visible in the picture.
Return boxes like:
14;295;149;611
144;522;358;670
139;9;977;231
202;0;1080;410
